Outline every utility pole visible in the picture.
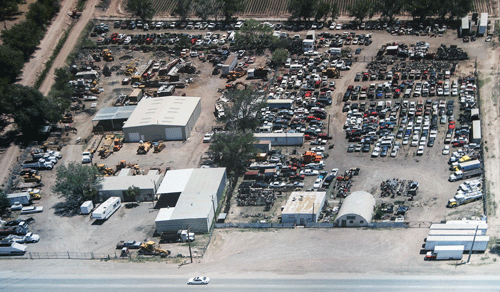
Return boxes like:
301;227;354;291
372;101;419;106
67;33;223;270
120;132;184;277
187;226;193;263
467;225;479;263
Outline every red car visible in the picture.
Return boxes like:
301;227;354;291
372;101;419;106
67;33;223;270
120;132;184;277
448;121;456;130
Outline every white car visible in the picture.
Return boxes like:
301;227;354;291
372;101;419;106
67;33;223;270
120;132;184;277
417;145;424;156
442;145;450;155
270;181;286;188
330;168;339;176
310;146;325;152
203;132;213;143
313;178;323;189
188;276;210;285
300;169;319;176
371;146;380;157
336;24;342;30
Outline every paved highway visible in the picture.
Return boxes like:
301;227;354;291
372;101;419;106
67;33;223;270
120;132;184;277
2;275;500;291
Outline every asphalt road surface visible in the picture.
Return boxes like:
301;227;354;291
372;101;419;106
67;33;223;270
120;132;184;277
2;275;500;291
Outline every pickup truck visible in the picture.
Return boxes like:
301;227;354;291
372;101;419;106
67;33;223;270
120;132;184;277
116;240;142;249
5;232;40;243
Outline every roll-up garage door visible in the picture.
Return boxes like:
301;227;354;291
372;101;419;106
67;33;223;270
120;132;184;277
165;127;183;140
128;132;140;142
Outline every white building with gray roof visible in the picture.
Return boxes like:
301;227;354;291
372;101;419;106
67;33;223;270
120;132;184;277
335;191;375;227
122;96;201;142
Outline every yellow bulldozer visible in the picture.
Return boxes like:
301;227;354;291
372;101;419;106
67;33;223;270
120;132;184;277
137;141;152;154
101;49;114;62
322;67;340;78
97;164;115;176
138;241;171;257
23;174;42;183
153;141;165;153
27;188;41;200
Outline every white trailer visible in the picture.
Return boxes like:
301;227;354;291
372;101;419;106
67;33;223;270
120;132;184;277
425;245;464;260
430;223;487;235
424;235;489;252
0;242;27;256
428;229;484;236
7;192;31;206
92;197;121;220
80;201;94;215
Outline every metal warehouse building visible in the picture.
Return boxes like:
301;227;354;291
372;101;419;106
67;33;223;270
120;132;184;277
92;106;136;131
281;192;326;224
254;133;304;146
122;96;201;142
98;169;162;202
335;191;375;227
155;168;227;233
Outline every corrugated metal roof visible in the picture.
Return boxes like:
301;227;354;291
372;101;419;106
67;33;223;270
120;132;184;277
92;106;136;122
335;191;375;223
122;96;200;128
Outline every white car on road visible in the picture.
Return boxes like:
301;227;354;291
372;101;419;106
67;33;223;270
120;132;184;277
187;276;210;285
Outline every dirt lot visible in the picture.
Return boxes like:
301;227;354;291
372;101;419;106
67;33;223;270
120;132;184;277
4;22;500;273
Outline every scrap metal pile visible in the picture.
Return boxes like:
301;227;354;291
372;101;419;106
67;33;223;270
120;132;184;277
333;168;360;198
237;182;276;209
436;45;469;61
380;179;419;198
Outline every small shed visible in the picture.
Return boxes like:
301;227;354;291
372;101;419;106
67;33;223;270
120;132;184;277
281;192;326;224
335;191;375;227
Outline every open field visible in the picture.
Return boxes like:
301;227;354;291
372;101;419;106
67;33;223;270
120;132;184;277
148;0;496;17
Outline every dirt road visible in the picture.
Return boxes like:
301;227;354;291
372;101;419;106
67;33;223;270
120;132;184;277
18;0;76;87
39;0;101;95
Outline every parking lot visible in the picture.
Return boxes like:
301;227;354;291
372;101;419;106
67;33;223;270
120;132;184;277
3;18;494;269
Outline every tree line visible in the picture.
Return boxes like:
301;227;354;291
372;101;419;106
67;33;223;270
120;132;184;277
0;0;64;139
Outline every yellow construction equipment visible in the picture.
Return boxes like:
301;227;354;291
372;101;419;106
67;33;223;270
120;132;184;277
27;188;41;200
101;49;114;62
98;134;115;158
138;241;171;257
97;164;115;176
137;141;152;154
322;67;340;78
23;174;42;183
153;141;165;153
125;58;138;75
85;135;104;154
61;112;73;123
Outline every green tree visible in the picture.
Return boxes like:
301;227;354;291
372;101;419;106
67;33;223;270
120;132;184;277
52;162;103;207
216;0;245;22
220;88;267;131
25;2;50;27
125;186;142;202
235;19;273;49
0;44;24;83
448;0;472;20
1;20;43;61
314;1;330;22
51;68;75;99
347;0;375;24
378;0;404;24
287;0;318;21
172;0;192;21
209;130;256;175
0;190;10;215
272;48;288;67
0;0;22;22
125;0;156;21
406;0;434;22
3;84;62;137
330;2;339;21
193;0;219;21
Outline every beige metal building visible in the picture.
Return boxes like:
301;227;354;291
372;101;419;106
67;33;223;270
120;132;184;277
122;96;201;142
281;192;326;224
335;191;375;227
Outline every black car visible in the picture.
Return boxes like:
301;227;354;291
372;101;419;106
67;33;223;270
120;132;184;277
427;137;435;147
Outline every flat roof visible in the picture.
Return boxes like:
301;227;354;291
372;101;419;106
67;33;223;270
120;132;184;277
431;223;488;230
155;168;227;221
462;17;469;29
156;169;194;194
254;133;304;138
426;235;490;242
101;174;161;192
155;207;175;221
92;106;136;122
282;192;326;214
123;96;201;128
